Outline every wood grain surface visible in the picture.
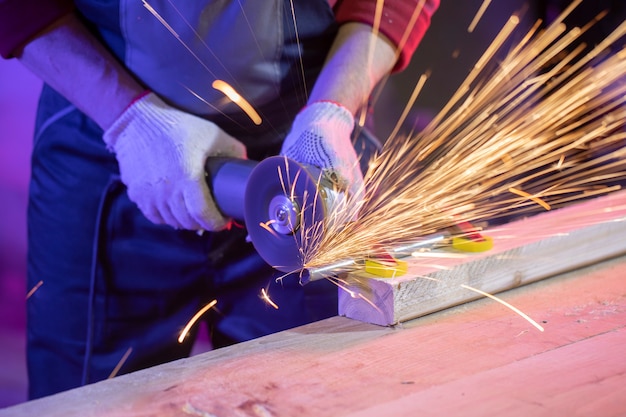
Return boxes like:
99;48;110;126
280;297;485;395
2;253;625;417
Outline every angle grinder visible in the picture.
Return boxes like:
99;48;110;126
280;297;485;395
205;128;381;281
205;156;345;275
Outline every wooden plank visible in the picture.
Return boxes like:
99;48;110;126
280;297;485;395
1;255;625;417
339;190;626;326
347;328;626;417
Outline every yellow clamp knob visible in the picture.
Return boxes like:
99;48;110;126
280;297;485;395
364;258;408;278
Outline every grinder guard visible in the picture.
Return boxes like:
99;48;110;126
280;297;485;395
245;156;326;273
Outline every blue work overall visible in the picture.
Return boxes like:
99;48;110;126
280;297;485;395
26;0;381;399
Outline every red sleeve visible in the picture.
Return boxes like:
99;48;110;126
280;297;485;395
0;0;74;59
334;0;439;72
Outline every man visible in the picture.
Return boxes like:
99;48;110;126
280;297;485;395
0;0;438;399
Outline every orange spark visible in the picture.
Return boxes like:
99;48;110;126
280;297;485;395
509;187;551;210
387;72;429;143
259;220;280;238
178;300;218;343
468;0;492;33
260;288;279;310
460;284;544;332
108;347;133;379
408;276;542;332
212;80;262;125
366;0;385;76
328;276;383;314
26;280;43;300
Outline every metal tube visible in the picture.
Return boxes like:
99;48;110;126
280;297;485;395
300;232;450;285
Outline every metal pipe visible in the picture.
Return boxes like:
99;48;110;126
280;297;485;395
301;232;450;284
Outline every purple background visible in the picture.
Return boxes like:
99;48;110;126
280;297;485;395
0;59;41;406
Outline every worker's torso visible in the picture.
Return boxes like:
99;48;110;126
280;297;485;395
74;0;337;155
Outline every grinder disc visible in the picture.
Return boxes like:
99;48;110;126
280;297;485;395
244;156;325;273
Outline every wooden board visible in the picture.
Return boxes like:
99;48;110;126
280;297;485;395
1;255;625;417
339;190;626;326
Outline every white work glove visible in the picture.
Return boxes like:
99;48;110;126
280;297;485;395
103;92;247;231
280;101;364;199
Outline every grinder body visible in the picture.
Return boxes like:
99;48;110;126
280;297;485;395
205;157;257;221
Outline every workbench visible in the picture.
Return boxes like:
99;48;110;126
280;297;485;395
1;251;624;416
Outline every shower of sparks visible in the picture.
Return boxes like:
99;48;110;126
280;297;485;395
460;284;545;331
212;80;262;125
302;3;626;273
108;347;133;379
140;0;624;321
178;300;218;343
26;280;43;300
260;288;279;309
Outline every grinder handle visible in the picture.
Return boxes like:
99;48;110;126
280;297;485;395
204;157;258;221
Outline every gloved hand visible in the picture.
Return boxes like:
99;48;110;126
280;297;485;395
103;92;247;231
280;101;364;198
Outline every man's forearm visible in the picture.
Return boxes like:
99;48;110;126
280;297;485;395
308;22;397;114
16;13;144;130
